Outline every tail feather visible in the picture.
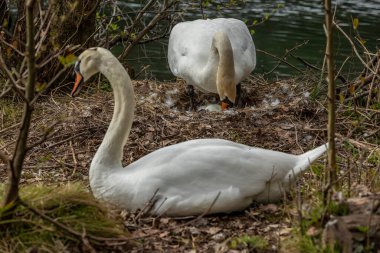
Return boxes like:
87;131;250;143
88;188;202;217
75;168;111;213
297;143;328;169
283;143;328;182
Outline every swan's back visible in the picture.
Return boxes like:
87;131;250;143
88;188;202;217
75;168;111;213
98;139;303;215
168;18;256;85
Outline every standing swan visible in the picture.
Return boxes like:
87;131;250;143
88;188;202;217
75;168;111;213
72;48;327;217
168;18;256;109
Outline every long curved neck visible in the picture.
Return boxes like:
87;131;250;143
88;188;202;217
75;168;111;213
92;56;135;168
202;32;235;93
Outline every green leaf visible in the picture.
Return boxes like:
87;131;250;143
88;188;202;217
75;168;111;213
357;226;369;233
58;55;66;66
110;23;118;31
230;239;237;249
339;93;344;104
65;54;78;66
35;82;47;92
352;18;359;30
250;29;255;35
58;54;78;67
264;13;270;20
2;18;8;28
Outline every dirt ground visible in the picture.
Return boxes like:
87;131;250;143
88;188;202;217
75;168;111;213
1;74;379;252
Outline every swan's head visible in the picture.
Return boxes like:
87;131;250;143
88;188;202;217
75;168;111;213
71;47;105;97
218;78;236;110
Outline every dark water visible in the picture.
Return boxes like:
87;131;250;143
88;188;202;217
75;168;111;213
123;1;380;80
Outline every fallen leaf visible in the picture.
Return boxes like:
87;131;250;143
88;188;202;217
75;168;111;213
261;204;278;213
307;226;321;237
206;227;222;235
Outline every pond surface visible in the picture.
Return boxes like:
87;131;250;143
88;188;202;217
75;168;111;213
124;0;380;80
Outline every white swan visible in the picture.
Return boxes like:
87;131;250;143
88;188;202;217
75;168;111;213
168;18;256;109
72;47;327;217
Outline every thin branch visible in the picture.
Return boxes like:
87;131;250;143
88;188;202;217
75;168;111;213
0;83;12;98
0;52;28;103
0;38;25;56
0;27;27;48
256;48;304;74
135;188;160;220
26;121;61;151
19;199;103;242
182;191;221;225
119;0;179;59
84;0;101;17
334;21;380;79
30;67;68;105
19;199;137;244
266;40;309;75
37;49;66;69
137;28;171;44
35;11;54;57
134;65;151;79
290;53;348;84
366;59;380;108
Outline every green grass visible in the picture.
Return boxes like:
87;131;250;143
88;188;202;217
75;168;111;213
0;182;128;252
229;234;268;250
0;100;23;128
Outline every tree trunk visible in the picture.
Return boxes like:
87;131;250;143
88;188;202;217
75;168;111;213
2;0;36;210
324;0;337;206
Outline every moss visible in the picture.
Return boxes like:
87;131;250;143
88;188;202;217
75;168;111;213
0;182;128;252
229;234;269;250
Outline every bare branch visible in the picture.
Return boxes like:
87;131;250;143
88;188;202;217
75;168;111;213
84;0;101;17
31;67;68;105
0;38;25;56
265;40;309;75
107;0;156;48
26;121;61;151
0;27;27;48
119;0;179;59
256;48;304;74
0;52;28;103
0;80;12;98
334;21;380;79
2;0;37;208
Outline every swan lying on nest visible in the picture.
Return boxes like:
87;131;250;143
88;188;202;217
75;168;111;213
168;18;256;110
71;47;327;217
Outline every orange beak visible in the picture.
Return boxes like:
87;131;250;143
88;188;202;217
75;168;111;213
71;72;83;97
221;101;229;111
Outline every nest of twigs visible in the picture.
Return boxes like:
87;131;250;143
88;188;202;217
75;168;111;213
1;73;379;252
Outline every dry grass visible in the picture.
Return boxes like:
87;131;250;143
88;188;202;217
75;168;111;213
0;74;379;252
